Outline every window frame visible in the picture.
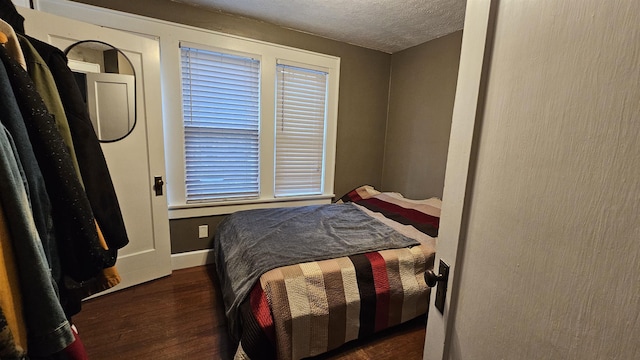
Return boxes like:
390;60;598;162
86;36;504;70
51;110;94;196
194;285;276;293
167;35;340;218
180;44;262;203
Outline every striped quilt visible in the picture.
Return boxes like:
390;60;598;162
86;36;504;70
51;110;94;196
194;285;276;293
235;243;435;360
233;186;440;360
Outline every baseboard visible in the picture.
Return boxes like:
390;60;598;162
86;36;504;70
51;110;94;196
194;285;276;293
171;249;215;270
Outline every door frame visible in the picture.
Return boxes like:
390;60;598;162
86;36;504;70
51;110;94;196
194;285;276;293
424;0;496;358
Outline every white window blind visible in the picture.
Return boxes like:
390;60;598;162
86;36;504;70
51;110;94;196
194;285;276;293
275;64;328;197
181;46;260;202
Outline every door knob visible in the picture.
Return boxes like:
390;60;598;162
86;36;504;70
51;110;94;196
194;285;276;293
425;270;447;288
153;176;164;196
425;260;450;314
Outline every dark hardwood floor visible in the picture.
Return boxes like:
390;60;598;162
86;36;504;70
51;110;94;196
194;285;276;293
73;265;427;359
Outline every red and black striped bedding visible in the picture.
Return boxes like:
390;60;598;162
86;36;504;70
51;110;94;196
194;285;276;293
340;186;440;237
227;186;441;359
236;243;434;360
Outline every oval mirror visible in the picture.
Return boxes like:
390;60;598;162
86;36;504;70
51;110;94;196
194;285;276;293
64;40;136;142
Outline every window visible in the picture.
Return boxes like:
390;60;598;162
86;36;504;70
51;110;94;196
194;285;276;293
169;35;338;218
180;46;260;202
275;64;328;197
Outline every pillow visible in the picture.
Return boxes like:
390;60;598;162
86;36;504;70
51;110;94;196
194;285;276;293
336;185;381;203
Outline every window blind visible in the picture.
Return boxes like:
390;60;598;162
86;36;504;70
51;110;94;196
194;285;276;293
275;64;328;197
181;46;260;202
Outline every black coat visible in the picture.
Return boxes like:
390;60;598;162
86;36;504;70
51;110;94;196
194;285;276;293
0;45;116;281
27;36;130;251
0;57;59;280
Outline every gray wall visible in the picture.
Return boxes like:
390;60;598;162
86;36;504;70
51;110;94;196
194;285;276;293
169;215;226;254
382;31;462;199
445;0;640;358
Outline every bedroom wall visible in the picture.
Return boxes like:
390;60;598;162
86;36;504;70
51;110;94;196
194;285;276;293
446;0;640;358
382;31;462;199
68;0;392;253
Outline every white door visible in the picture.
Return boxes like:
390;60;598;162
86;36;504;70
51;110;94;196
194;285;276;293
19;7;172;292
423;0;493;358
425;0;640;359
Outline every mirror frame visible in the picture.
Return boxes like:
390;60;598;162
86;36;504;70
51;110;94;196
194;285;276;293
64;40;137;143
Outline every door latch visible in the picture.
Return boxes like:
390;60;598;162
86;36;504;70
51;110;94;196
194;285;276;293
425;259;450;314
153;176;164;196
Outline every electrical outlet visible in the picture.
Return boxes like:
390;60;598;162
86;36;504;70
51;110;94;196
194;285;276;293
198;225;209;239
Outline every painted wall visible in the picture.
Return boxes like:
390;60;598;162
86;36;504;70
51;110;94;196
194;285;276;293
448;0;640;358
383;31;462;199
169;215;225;253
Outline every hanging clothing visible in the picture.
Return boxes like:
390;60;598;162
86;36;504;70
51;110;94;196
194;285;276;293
0;306;26;360
0;45;116;282
0;203;27;354
0;51;58;281
50;325;89;360
0;123;74;356
0;0;23;35
17;35;123;311
28;36;130;252
18;34;84;183
18;36;123;306
66;220;121;302
0;2;130;357
0;19;25;70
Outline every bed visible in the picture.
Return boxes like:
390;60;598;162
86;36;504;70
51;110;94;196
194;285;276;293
213;186;440;360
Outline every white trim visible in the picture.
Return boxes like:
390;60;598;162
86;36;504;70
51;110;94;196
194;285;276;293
169;195;332;219
171;249;215;270
179;40;262;61
276;58;331;73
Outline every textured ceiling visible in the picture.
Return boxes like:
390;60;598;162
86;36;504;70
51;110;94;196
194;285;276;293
171;0;466;53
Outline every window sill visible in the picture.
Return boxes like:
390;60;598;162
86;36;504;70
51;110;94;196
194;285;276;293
168;194;335;219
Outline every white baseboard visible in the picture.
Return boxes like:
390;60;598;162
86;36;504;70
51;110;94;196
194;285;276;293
171;249;215;270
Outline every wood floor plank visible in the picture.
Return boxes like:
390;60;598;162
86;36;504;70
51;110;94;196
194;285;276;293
72;265;426;359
